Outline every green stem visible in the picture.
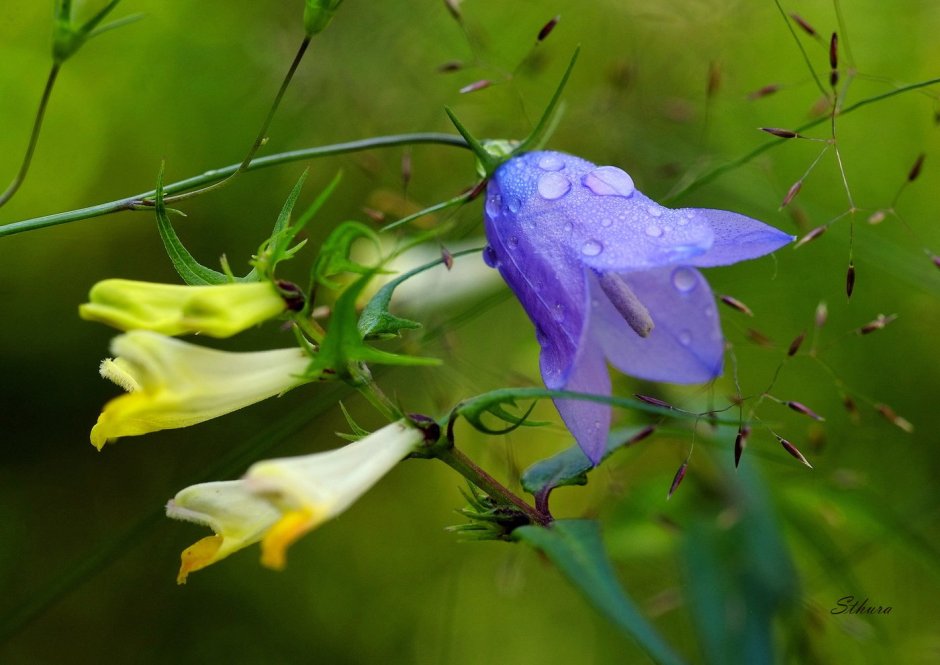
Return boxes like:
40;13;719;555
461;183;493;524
350;363;402;422
663;76;940;203
434;446;551;526
0;133;469;238
161;37;312;205
0;64;61;208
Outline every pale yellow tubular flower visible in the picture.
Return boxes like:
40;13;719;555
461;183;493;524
79;279;288;338
90;330;310;449
244;419;425;570
166;480;282;584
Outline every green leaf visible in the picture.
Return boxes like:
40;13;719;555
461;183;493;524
521;426;654;495
515;520;686;665
308;270;440;379
154;168;230;285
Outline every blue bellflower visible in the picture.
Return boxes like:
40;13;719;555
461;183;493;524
482;151;793;463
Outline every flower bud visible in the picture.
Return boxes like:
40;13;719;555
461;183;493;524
304;0;344;37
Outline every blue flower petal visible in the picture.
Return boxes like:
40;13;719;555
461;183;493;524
550;341;610;464
678;208;795;267
591;266;723;383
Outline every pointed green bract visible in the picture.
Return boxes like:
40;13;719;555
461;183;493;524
514;46;580;155
312;221;383;289
514;520;687;665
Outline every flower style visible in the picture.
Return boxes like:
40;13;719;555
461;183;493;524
482;151;793;462
166;420;425;582
79;279;289;338
91;330;310;449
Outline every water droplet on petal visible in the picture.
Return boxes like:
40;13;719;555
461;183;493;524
483;246;500;268
705;306;715;318
485;195;501;218
601;218;613;227
537;172;571;200
645;225;663;238
508;196;522;213
564;222;573;233
507;235;519;249
538;154;565;171
552;303;566;322
581;240;603;256
678;329;693;346
671;267;697;292
647;205;662;218
582;166;635;197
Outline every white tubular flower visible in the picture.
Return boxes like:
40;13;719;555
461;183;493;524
91;330;310;449
79;279;290;338
166;480;282;584
165;420;426;582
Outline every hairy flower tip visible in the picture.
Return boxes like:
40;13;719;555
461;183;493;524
874;403;914;433
459;79;490;94
627;425;656;445
482;151;792;462
907;153;926;182
443;0;462;22
829;32;839;71
746;328;774;347
778;437;813;468
733;426;750;468
760;127;799;139
667;461;688;500
790;13;817;37
719;294;753;317
846;262;856;298
787;400;825;421
842;394;860;422
858;313;897;335
933;255;940;270
707;61;721;98
814;301;828;328
794;225;827;248
787;330;806;356
635;394;674;410
437;60;463;73
537;15;560;42
748;84;780;100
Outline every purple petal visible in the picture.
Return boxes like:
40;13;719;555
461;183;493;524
592;266;723;383
489;151;715;274
679;208;795;267
550;341;611;464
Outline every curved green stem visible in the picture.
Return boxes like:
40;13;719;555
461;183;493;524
162;37;312;205
0;64;61;209
0;133;469;238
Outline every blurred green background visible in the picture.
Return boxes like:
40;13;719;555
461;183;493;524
1;1;939;663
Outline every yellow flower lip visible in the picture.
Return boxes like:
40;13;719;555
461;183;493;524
79;279;288;338
91;331;311;449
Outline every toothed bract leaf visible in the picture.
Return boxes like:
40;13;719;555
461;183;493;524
483;151;793;463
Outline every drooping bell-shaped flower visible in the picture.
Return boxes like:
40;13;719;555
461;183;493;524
482;151;793;463
79;279;290;338
166;420;424;582
91;330;310;449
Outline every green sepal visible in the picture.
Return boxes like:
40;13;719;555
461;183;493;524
514;520;687;665
154;168;234;285
312;221;383;290
521;426;653;496
513;46;580;155
304;0;344;36
52;0;132;64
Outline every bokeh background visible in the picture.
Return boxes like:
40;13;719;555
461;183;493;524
1;1;939;663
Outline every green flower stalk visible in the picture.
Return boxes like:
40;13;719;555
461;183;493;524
166;420;424;582
91;331;310;449
79;279;292;338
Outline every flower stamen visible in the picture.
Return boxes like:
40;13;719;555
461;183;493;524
596;272;654;338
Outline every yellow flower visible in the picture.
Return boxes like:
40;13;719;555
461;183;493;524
79;279;289;338
166;420;425;581
91;330;310;449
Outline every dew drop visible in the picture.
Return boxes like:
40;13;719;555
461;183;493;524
678;329;693;346
508;235;519;249
537;172;571;200
704;305;716;318
671;267;697;292
601;218;613;227
564;222;574;233
508;196;522;213
552;303;566;322
538;154;565;171
645;225;663;238
483;246;500;268
581;240;603;256
582;166;635;197
485;195;501;218
647;205;662;218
